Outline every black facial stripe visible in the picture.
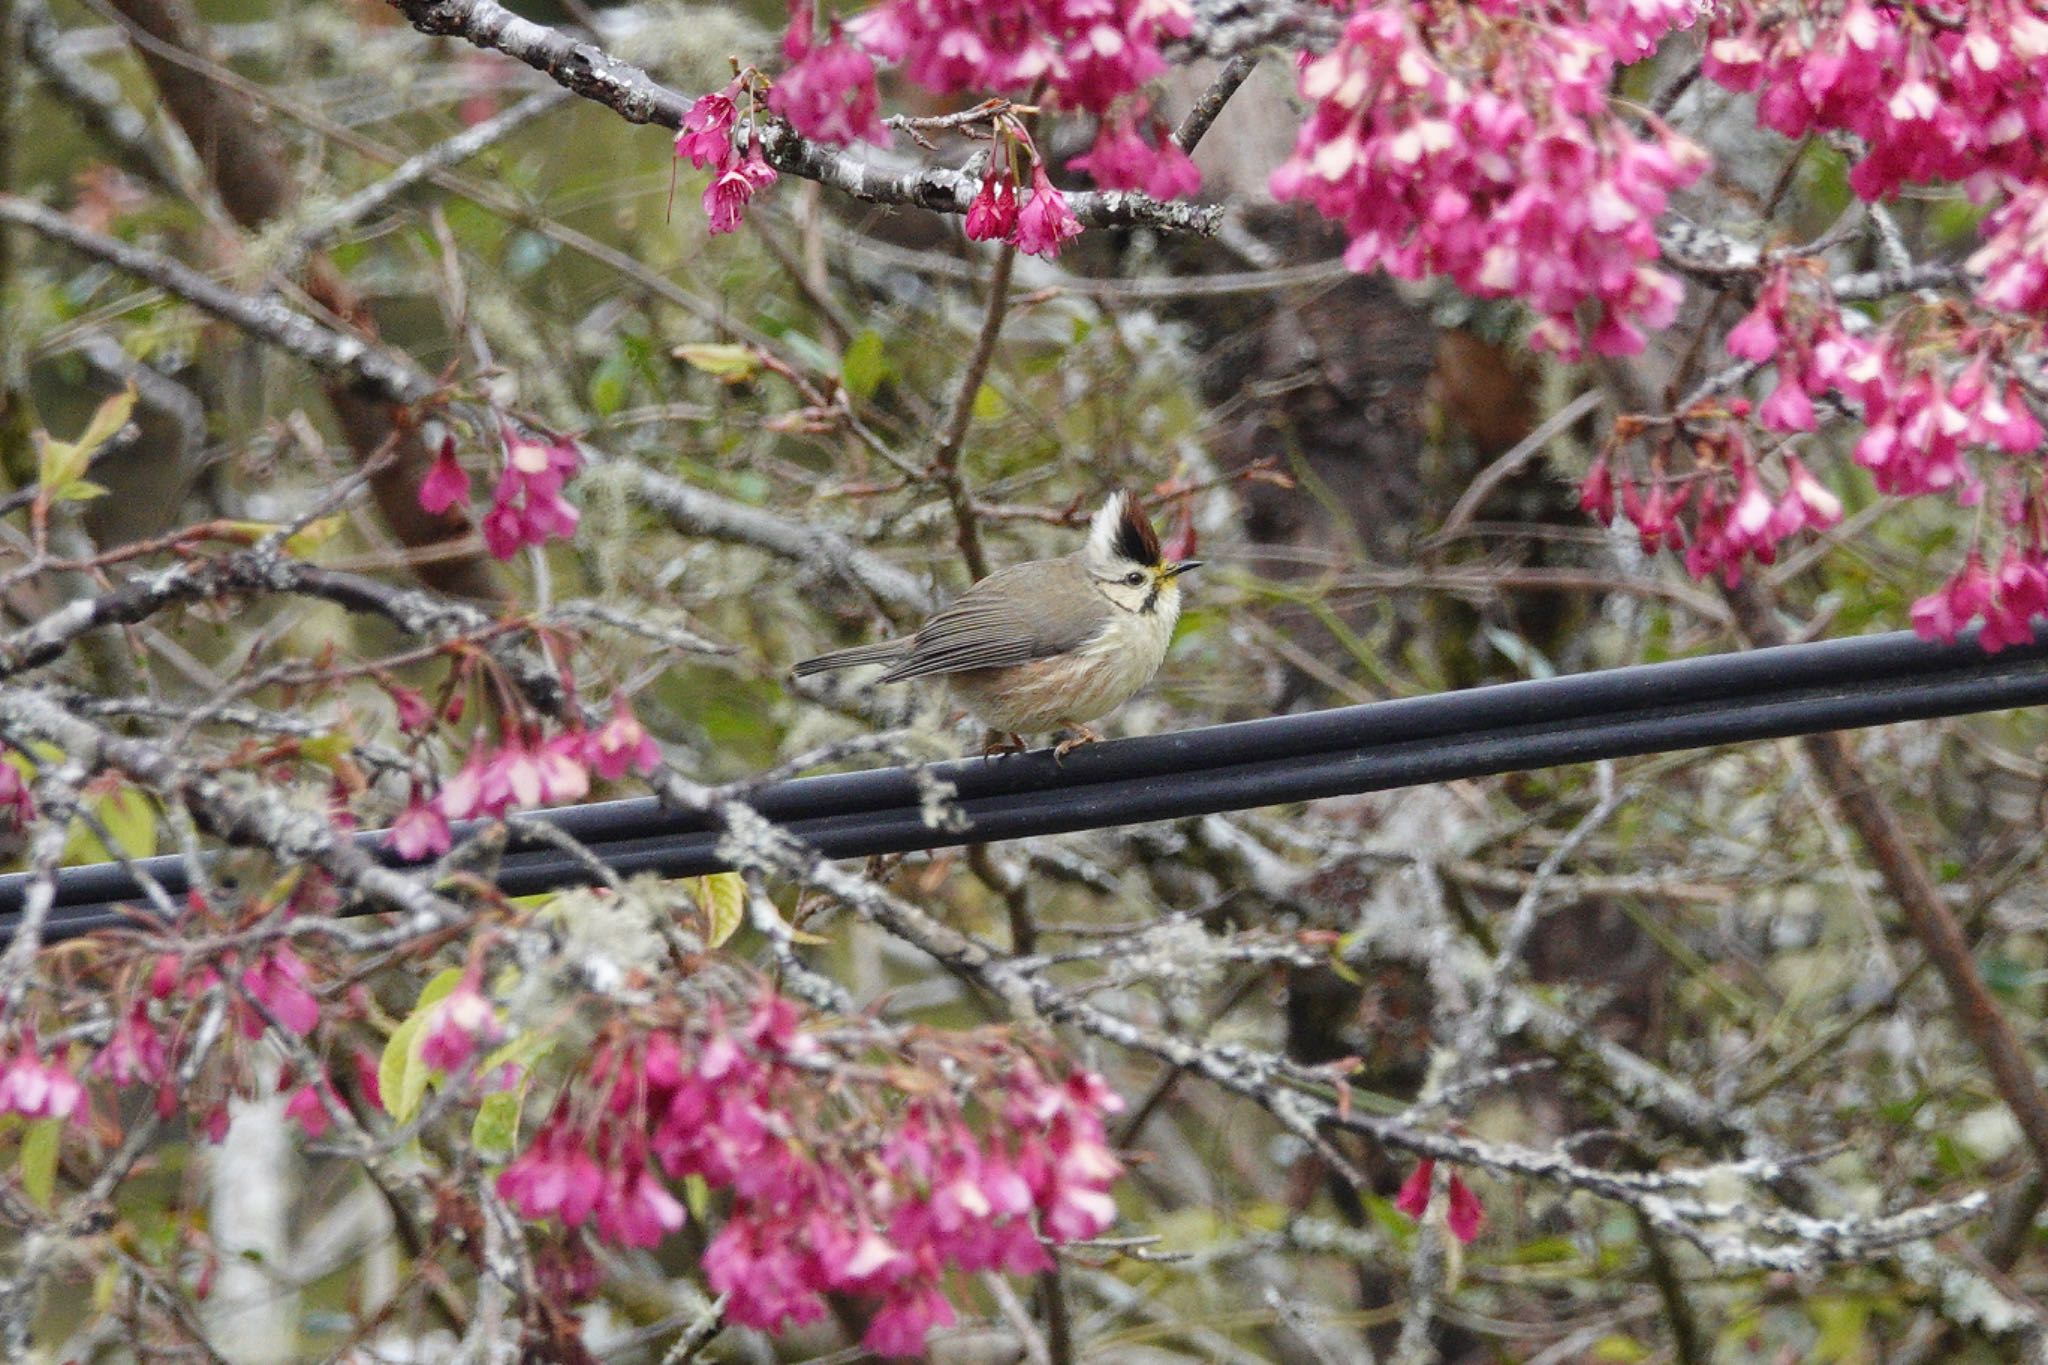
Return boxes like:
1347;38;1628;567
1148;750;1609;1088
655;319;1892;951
1141;585;1160;614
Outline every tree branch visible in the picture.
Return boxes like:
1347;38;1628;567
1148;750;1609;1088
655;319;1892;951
384;0;1223;237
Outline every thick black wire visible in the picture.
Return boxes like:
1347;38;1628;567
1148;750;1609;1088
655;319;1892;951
6;625;2048;941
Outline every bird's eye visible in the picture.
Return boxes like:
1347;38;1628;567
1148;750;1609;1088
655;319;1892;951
1124;571;1146;586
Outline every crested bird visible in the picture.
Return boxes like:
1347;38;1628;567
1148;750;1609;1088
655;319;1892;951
791;490;1201;756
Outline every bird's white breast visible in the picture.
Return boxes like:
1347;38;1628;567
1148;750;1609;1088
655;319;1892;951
950;595;1179;735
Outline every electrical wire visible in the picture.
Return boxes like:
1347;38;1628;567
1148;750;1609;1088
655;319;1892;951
5;624;2047;942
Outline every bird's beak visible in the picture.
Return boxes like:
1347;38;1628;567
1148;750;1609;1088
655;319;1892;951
1165;560;1203;578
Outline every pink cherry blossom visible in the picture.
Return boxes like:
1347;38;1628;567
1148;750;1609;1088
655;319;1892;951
92;1001;170;1088
1912;552;1995;643
585;695;662;781
704;148;780;236
283;1073;343;1138
964;169;1020;241
497;1003;1127;1359
1393;1159;1484;1243
389;685;433;735
420;976;505;1073
0;1043;85;1122
416;434;471;515
1014;163;1082;259
0;754;33;831
1272;1;1706;358
1070;110;1201;200
387;790;452;862
848;0;1191;114
675;81;741;171
771;5;888;147
1703;1;2048;200
239;944;319;1039
484;424;582;559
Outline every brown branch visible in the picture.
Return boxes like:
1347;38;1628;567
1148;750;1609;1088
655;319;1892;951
99;0;502;602
930;243;1016;583
1172;52;1259;154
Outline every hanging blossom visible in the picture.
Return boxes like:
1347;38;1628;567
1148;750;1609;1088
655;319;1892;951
434;732;592;825
675;80;780;237
417;434;472;516
1394;1159;1485;1244
0;751;33;832
677;0;1198;245
1271;1;1706;359
497;995;1125;1359
0;1038;86;1122
482;425;582;560
1703;0;2048;200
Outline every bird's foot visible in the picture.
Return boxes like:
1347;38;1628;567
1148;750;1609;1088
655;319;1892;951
1053;723;1105;762
980;731;1028;760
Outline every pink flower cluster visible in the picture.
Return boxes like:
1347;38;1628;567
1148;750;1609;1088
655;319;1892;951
1727;270;2044;501
1271;2;1707;359
675;80;782;236
1703;1;2048;200
1394;1159;1484;1243
416;426;582;561
1584;429;1844;587
1070;104;1200;199
1913;548;2048;651
850;0;1192;114
771;5;888;146
1971;182;2048;317
388;698;661;862
497;996;1125;1358
0;1039;85;1122
484;426;581;559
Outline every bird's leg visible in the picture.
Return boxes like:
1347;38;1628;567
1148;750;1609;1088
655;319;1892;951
980;729;1028;759
1053;722;1105;761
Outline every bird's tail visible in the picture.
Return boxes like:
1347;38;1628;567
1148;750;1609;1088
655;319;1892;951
790;640;908;677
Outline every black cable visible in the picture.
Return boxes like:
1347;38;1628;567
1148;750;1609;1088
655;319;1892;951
7;625;2048;942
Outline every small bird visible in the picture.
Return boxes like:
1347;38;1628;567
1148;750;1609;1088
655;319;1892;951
792;491;1201;756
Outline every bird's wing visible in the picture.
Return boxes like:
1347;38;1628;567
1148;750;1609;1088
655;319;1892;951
876;559;1102;683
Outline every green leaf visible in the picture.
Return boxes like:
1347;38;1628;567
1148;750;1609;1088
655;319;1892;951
971;383;1008;422
479;1025;554;1080
673;342;760;381
37;384;137;492
35;440;83;496
379;967;465;1122
74;385;138;460
298;732;353;770
53;480;109;504
472;1087;525;1158
840;329;890;400
588;349;635;417
283;516;346;559
65;783;158;865
695;872;746;948
1588;1337;1648;1363
19;1117;61;1209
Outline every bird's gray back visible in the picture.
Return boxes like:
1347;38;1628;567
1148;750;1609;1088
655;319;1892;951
876;556;1104;683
